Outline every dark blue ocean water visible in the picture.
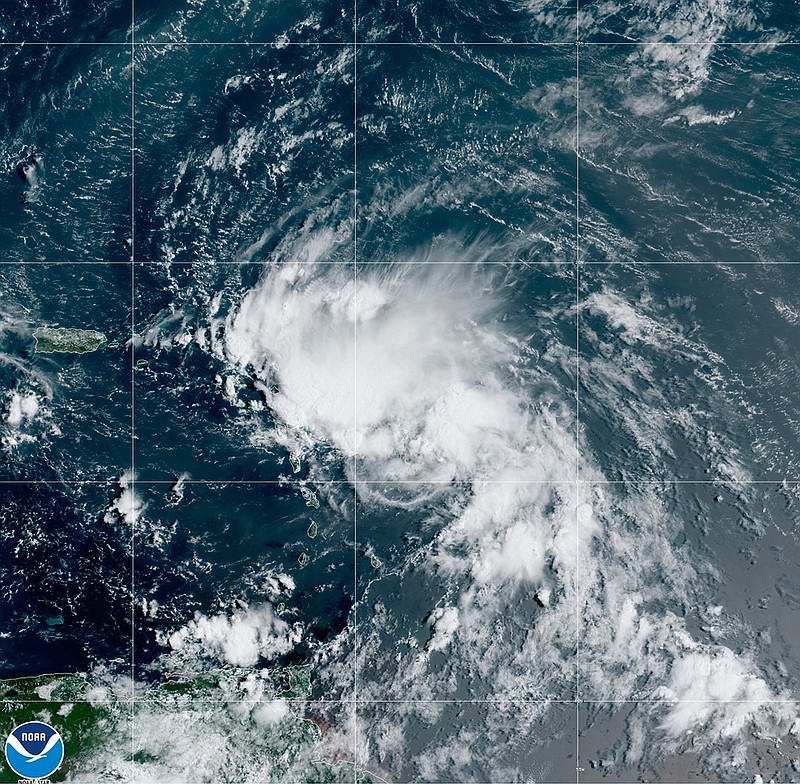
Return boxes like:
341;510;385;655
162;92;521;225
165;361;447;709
2;1;800;781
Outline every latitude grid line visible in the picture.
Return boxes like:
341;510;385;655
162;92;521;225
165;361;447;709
0;769;793;784
3;260;800;265
3;698;799;704
2;11;796;784
5;258;800;264
2;40;800;46
5;479;800;483
0;779;732;784
1;697;799;704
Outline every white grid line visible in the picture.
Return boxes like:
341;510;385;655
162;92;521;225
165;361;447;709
130;0;136;781
2;40;800;46
574;27;581;784
0;777;571;784
7;262;800;268
22;776;440;784
352;0;359;779
3;479;800;484
1;697;797;705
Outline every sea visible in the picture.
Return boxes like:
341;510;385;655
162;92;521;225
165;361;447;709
0;0;799;781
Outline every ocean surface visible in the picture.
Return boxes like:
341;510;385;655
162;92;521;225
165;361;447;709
1;1;800;782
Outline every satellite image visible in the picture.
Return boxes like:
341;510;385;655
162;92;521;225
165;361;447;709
1;0;800;782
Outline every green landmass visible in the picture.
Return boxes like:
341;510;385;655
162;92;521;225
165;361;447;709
307;520;318;539
299;487;320;509
282;665;312;698
0;671;383;783
159;673;221;697
0;673;92;702
0;675;125;783
34;327;106;354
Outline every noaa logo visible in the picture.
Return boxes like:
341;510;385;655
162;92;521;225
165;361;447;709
4;721;63;781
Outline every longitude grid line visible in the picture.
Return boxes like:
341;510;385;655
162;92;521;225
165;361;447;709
129;0;136;778
574;13;581;784
352;0;359;780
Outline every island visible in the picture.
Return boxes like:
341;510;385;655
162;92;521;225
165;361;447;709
34;327;107;354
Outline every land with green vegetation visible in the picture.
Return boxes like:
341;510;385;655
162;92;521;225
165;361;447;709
0;674;125;782
34;327;106;354
282;665;312;698
299;486;320;509
0;669;382;782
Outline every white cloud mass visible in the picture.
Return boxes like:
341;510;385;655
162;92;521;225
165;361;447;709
143;250;797;780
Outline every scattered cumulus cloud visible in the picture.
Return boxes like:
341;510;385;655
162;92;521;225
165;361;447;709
163;603;301;667
104;472;144;526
